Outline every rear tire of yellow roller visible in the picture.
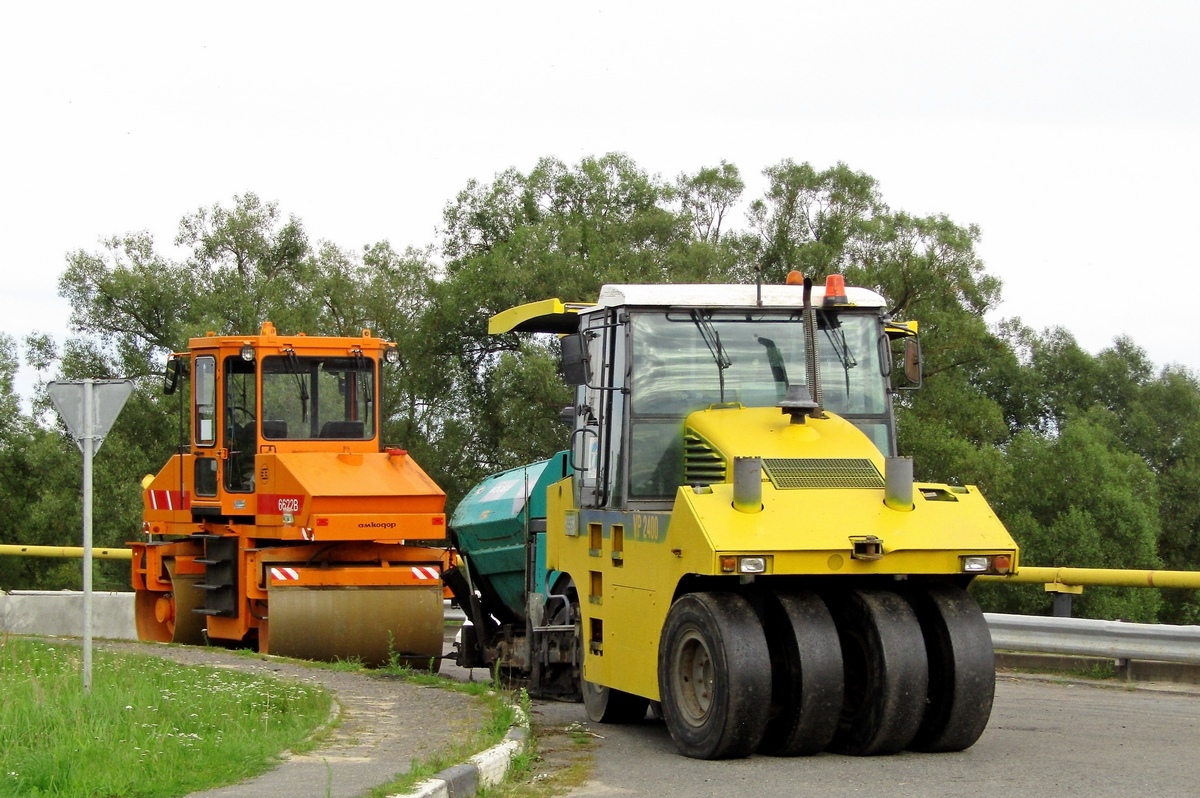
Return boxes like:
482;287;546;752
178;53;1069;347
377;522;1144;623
266;587;445;670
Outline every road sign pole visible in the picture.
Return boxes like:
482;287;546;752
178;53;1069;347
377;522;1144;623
82;378;94;691
46;377;134;693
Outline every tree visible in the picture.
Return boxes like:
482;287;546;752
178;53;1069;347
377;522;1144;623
175;192;317;336
980;410;1163;622
747;160;885;282
0;333;38;589
58;232;195;379
59;193;319;379
675;161;745;245
431;154;758;501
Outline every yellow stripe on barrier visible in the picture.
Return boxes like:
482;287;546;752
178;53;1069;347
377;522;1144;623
0;544;133;561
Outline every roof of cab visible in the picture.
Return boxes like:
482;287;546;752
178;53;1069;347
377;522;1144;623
488;283;888;335
595;283;886;309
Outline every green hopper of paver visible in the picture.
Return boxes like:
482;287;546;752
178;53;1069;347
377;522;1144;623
443;452;580;696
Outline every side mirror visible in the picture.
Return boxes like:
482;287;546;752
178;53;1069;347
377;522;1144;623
877;333;893;377
560;333;591;386
164;356;183;395
902;337;923;388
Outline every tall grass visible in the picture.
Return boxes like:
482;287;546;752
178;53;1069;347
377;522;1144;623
0;637;331;798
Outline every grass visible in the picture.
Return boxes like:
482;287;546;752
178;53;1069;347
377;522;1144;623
473;714;597;798
0;635;332;798
1072;660;1118;680
0;629;549;798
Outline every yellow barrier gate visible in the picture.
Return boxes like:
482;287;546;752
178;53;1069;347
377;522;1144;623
0;544;132;561
978;566;1200;616
979;566;1200;590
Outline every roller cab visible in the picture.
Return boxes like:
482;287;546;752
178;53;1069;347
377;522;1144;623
481;278;1019;758
132;322;448;667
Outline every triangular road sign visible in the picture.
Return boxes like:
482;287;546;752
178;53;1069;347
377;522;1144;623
47;379;135;454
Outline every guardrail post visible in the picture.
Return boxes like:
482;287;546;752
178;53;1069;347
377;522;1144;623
1046;581;1083;618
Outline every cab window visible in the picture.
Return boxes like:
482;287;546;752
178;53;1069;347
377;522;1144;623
194;356;216;446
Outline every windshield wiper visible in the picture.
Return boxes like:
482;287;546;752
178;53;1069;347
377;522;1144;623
818;309;857;396
691;310;732;403
283;349;310;423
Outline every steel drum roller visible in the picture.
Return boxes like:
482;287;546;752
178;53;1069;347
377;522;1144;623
266;586;445;669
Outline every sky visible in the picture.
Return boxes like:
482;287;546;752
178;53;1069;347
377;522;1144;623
2;1;1198;398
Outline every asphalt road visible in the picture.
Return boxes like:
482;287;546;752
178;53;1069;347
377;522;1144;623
441;634;1200;798
533;675;1200;798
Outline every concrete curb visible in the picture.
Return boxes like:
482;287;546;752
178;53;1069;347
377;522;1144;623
389;704;529;798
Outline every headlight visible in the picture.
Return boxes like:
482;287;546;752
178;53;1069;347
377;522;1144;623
738;557;767;574
719;555;769;574
962;556;990;573
962;554;1013;575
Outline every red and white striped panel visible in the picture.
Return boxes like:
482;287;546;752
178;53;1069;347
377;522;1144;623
147;489;180;510
411;566;440;581
270;567;300;582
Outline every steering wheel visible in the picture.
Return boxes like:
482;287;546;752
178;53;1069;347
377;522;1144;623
228;405;256;425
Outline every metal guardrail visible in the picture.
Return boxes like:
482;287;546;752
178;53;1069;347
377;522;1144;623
3;547;1197;666
986;612;1200;665
1;588;1196;666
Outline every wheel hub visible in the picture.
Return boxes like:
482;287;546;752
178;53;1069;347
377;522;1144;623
675;629;714;724
154;594;174;625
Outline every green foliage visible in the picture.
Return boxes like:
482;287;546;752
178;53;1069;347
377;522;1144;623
0;638;330;798
4;155;1200;623
748;160;885;281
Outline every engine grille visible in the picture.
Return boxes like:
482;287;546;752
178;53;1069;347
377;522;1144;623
683;431;727;485
762;458;885;490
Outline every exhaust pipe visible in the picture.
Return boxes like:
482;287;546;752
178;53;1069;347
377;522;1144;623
733;456;763;514
884;456;914;512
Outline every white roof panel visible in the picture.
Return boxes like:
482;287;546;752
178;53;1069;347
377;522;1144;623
593;283;887;310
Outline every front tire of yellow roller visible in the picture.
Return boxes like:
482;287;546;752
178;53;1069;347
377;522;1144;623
758;590;844;756
906;585;995;752
658;592;771;760
826;589;928;756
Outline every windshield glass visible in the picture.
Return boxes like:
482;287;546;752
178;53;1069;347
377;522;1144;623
625;308;890;498
630;309;886;416
260;355;376;440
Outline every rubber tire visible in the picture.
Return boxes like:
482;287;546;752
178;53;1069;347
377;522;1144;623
658;592;772;760
582;679;650;723
574;581;648;723
906;585;995;752
827;589;928;756
758;590;844;756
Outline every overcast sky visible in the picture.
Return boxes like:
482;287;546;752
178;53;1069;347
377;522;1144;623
3;1;1197;397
